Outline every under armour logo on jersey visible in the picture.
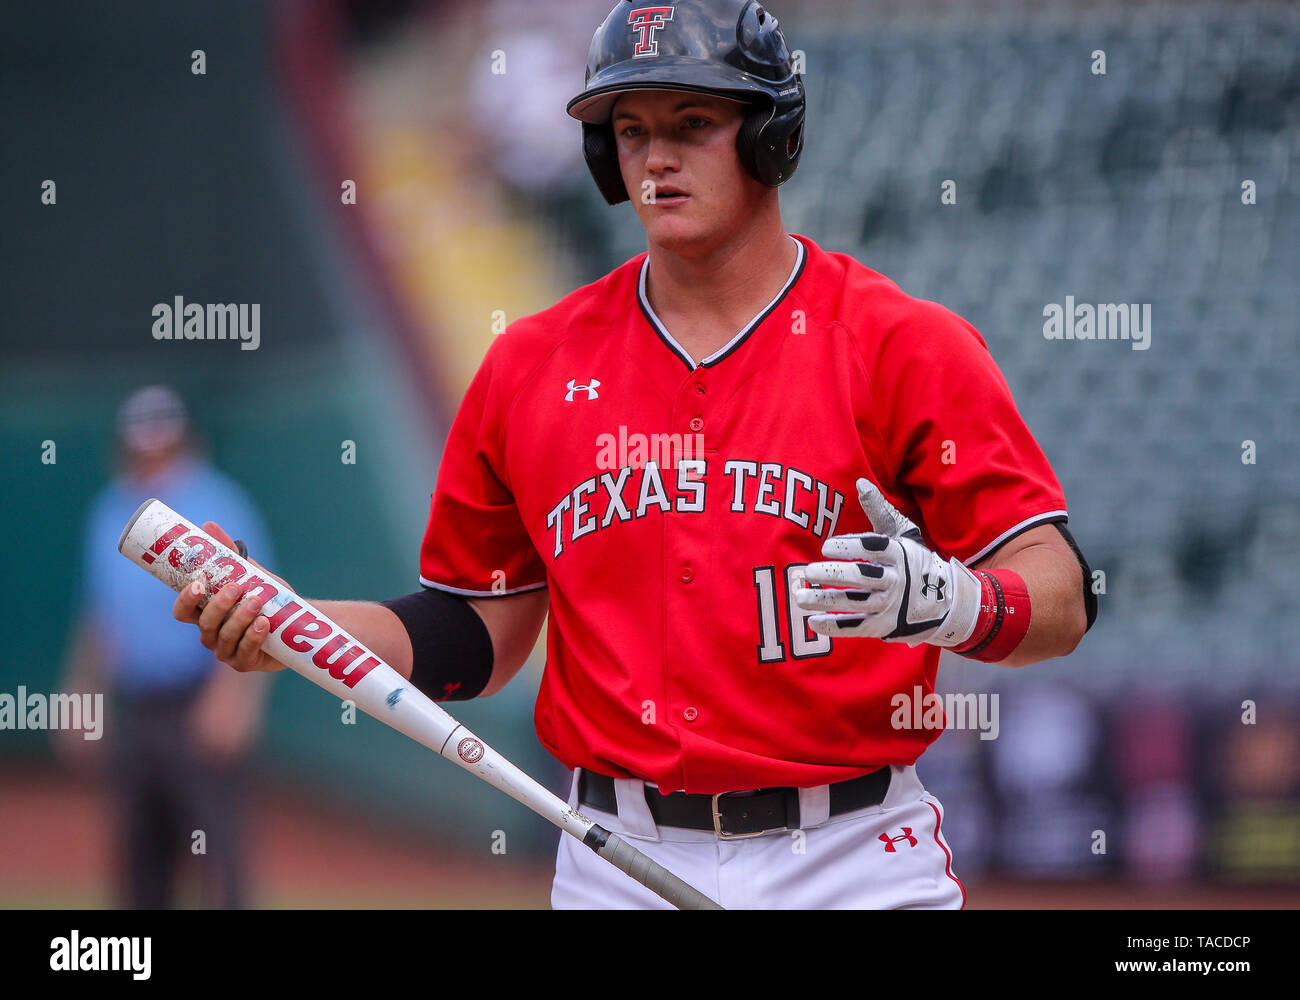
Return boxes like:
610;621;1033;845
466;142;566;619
566;379;601;401
628;6;675;58
920;572;946;601
879;829;918;852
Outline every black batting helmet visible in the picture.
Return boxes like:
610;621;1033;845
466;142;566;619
566;0;806;205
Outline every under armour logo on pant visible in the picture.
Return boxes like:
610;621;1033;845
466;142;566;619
879;828;917;852
566;379;601;401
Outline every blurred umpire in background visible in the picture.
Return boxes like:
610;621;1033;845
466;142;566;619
59;386;273;909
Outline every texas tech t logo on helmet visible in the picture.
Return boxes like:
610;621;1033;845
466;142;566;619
629;6;675;58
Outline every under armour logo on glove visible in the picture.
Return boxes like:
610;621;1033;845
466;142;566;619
793;478;982;648
920;572;946;600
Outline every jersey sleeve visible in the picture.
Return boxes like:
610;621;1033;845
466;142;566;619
419;337;547;597
866;299;1068;565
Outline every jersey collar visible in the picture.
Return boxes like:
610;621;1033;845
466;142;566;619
637;235;808;372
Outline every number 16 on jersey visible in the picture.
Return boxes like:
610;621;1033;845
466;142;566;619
753;563;831;663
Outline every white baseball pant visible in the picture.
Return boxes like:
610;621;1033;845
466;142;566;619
551;764;965;909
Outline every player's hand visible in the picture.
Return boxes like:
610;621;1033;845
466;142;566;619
793;478;982;647
171;521;288;674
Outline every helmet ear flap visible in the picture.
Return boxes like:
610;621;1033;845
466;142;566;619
738;99;805;187
736;108;769;184
582;123;630;205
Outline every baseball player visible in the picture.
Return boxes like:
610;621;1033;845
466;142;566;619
173;0;1096;909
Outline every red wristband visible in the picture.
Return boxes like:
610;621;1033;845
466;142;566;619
952;568;1031;662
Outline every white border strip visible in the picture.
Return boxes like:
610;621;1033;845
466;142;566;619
419;576;548;598
964;510;1069;565
638;235;805;370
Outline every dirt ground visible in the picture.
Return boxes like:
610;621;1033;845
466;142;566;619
0;764;555;909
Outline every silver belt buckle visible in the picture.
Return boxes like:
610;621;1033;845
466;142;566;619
711;791;768;840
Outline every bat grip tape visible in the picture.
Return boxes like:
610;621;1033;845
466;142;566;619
583;825;724;910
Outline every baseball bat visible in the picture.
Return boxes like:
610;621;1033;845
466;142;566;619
117;498;722;911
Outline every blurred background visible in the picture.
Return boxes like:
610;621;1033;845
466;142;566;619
1;0;1297;908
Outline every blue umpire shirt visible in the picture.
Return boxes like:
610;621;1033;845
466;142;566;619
80;455;274;695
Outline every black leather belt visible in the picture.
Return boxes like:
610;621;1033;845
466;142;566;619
578;767;891;839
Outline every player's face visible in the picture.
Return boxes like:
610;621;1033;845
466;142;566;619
611;90;768;255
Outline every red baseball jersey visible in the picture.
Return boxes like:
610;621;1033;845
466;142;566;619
419;233;1068;793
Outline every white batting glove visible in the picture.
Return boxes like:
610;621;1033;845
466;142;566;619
793;478;983;648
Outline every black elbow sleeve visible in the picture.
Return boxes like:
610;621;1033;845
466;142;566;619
380;588;494;701
1054;522;1098;633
